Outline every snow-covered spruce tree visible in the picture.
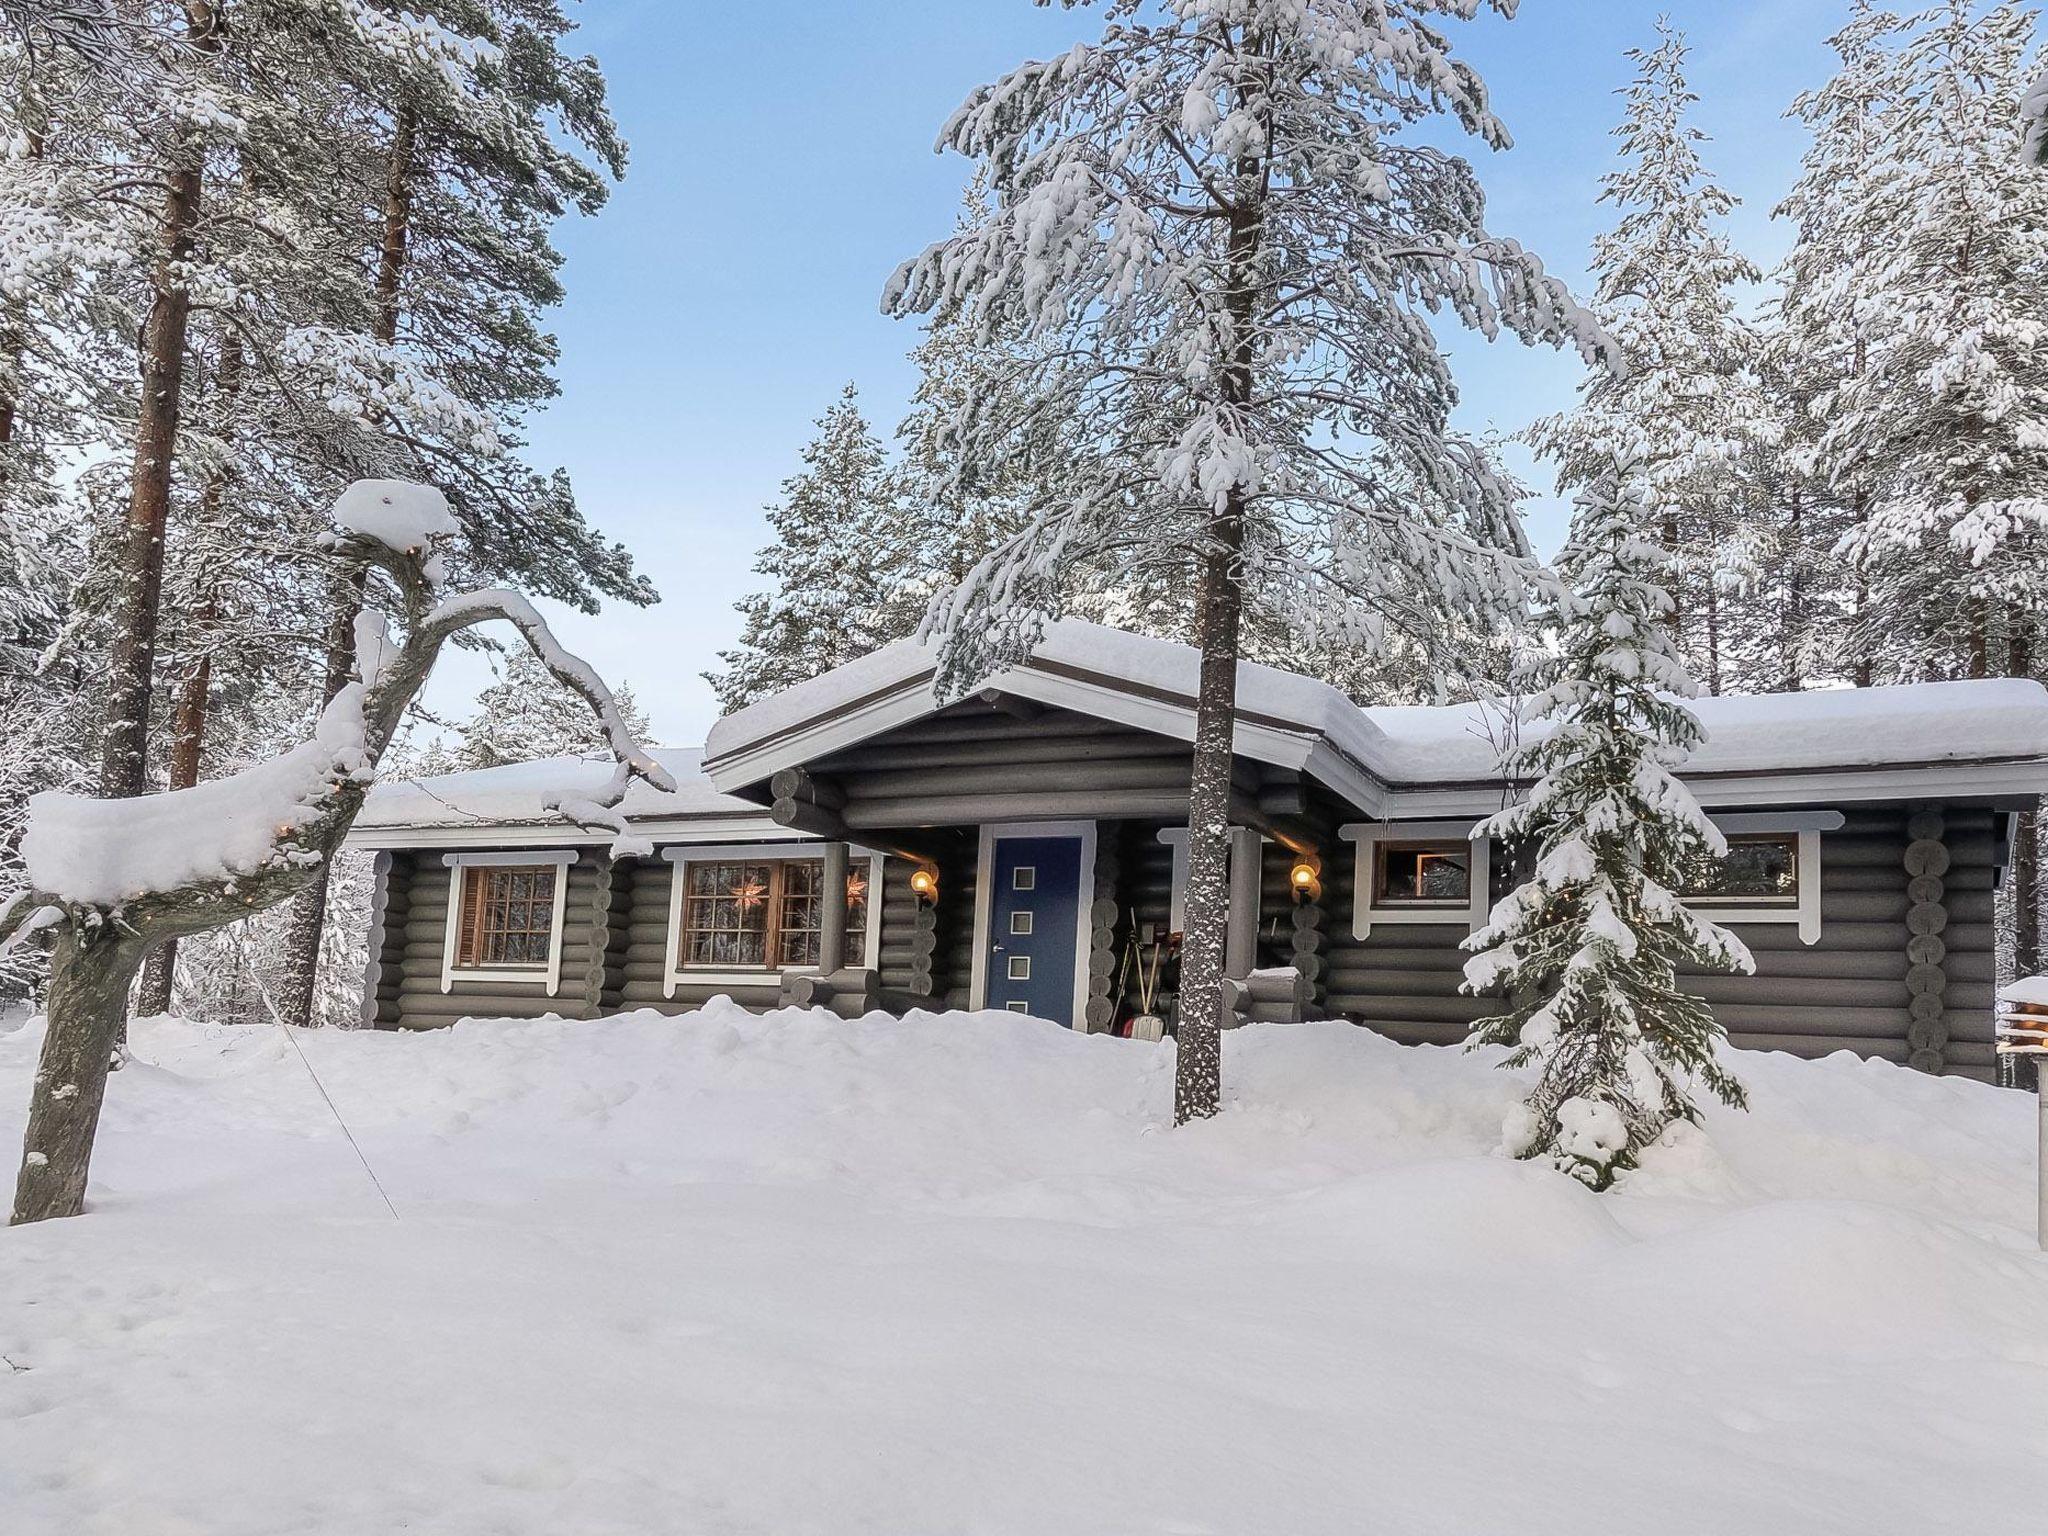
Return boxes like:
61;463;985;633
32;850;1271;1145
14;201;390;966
888;174;1050;607
709;384;905;710
453;646;652;770
885;0;1613;1122
1526;20;1771;696
1824;1;2048;684
1463;464;1752;1191
0;480;670;1226
1767;2;1912;691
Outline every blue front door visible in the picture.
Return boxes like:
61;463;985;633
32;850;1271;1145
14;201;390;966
986;835;1084;1026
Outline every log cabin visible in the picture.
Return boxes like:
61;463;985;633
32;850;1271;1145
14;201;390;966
346;620;2048;1082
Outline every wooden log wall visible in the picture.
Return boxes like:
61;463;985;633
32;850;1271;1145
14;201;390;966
1082;825;1126;1032
365;850;411;1028
381;850;608;1028
1309;804;2007;1082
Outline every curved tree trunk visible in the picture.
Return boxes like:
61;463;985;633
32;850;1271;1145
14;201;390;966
11;923;150;1224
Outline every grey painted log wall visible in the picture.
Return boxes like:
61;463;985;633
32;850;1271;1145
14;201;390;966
1314;805;2007;1081
382;850;608;1028
363;791;2006;1081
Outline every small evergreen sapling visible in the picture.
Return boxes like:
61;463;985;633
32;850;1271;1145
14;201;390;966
1462;466;1752;1190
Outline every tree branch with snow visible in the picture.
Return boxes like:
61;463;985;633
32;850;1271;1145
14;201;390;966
4;480;670;1227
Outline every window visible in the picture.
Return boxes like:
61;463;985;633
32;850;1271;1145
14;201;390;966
1340;821;1491;938
1374;842;1472;907
675;855;867;973
1013;865;1036;891
1010;911;1034;936
455;865;558;968
1007;955;1031;981
439;850;576;995
1681;834;1800;906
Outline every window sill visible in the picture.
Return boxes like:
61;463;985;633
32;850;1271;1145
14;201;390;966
443;967;557;992
666;965;825;994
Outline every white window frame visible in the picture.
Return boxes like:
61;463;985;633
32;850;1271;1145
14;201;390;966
440;850;577;995
1337;812;1838;947
1156;824;1265;978
1340;821;1490;939
661;842;885;997
969;820;1098;1028
1693;812;1839;945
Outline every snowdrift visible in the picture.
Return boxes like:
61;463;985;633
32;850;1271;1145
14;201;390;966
1;1005;2043;1535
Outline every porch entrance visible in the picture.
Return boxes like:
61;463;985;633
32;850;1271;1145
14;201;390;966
978;827;1090;1027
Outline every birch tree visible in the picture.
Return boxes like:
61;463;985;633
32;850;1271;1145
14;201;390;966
884;0;1613;1122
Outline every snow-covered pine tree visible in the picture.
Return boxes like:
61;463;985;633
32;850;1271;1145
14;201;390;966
453;647;651;770
709;384;905;710
888;174;1047;617
1767;2;1911;691
1463;463;1752;1191
1527;20;1772;696
1823;0;2048;684
885;0;1613;1122
266;0;645;1026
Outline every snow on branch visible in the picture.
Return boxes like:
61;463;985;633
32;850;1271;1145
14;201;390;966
2;481;670;930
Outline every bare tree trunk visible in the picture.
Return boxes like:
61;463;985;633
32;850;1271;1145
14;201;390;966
11;923;150;1223
1782;485;1804;692
1175;516;1245;1123
276;102;419;1028
100;157;202;798
1703;580;1723;696
1852;490;1874;688
1173;107;1262;1125
132;589;217;1015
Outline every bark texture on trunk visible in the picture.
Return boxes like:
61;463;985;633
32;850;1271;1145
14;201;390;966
276;103;419;1028
99;156;202;799
1174;520;1243;1124
1782;485;1804;693
135;327;241;1018
1172;100;1262;1126
132;589;217;1016
11;924;149;1223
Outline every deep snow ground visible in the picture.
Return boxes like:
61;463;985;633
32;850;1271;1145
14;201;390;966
1;1004;2045;1536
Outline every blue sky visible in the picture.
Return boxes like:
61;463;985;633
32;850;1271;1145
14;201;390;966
433;0;1855;746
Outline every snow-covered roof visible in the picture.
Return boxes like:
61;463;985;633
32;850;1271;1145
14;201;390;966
1365;679;2048;784
703;618;2048;809
350;747;775;849
353;621;2048;842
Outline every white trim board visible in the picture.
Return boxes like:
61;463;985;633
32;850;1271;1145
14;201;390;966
439;854;574;995
660;843;886;1000
970;820;1097;1031
1155;825;1265;978
1694;813;1833;945
1337;812;1837;947
347;814;787;853
1339;820;1491;939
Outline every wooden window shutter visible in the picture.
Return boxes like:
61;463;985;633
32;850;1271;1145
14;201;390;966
457;867;487;967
